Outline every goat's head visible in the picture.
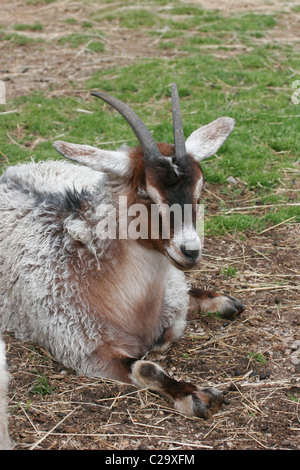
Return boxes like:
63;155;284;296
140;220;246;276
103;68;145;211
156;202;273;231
53;84;235;269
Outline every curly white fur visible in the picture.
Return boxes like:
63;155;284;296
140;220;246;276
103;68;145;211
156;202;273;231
0;159;190;377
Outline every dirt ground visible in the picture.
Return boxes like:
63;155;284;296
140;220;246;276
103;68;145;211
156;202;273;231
1;0;299;451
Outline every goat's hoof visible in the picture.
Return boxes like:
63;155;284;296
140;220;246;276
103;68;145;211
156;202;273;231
175;386;223;419
192;387;224;419
220;295;245;320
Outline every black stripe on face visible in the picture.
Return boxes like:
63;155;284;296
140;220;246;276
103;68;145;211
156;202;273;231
144;160;203;251
146;154;203;205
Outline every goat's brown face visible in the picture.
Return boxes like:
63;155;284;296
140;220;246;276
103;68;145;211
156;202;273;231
54;84;235;269
141;149;204;269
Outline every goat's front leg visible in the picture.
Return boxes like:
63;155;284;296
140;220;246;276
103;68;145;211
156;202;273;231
90;347;224;419
189;287;244;320
131;360;223;419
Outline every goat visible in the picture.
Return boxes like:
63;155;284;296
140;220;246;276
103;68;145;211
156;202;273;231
0;84;244;419
0;336;11;450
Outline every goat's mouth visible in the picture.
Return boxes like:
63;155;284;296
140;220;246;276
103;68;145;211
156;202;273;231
165;247;199;270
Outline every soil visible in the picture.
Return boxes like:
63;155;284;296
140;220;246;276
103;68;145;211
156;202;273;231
1;0;299;452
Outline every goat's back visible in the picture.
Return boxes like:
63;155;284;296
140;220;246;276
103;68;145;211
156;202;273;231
0;160;108;372
1;159;101;194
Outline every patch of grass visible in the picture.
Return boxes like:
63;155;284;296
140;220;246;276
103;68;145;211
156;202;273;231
196;11;276;33
81;20;93;29
168;5;204;16
26;0;56;4
58;32;91;48
1;95;70;165
64;17;78;25
222;266;238;277
57;32;105;52
158;40;176;51
104;9;157;29
288;393;299;403
0;32;43;45
14;21;43;31
87;41;105;53
30;370;54;396
204;311;223;319
205;214;266;236
248;352;267;365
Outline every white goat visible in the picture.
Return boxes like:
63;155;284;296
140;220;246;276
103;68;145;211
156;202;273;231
0;84;244;418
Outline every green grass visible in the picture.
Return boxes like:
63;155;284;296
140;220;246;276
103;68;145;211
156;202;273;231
104;9;157;29
26;0;56;4
58;32;104;49
30;370;54;396
57;30;105;53
13;21;43;31
0;32;43;45
222;266;238;277
0;1;299;235
248;352;267;365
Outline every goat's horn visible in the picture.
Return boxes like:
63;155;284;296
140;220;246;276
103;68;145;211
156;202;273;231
171;83;186;160
91;91;162;161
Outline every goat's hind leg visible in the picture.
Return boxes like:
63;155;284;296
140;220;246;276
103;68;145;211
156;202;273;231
189;287;245;320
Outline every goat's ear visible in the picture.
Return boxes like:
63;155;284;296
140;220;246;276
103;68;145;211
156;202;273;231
185;117;235;162
53;141;131;177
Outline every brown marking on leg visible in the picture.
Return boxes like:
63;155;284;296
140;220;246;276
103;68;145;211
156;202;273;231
189;287;245;320
131;360;223;419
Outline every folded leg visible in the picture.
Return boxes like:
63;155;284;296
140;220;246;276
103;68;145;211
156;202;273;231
90;344;224;419
131;360;223;419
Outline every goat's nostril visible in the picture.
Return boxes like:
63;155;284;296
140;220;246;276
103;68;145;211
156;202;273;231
181;247;200;261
